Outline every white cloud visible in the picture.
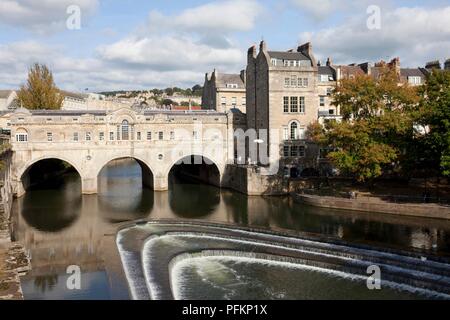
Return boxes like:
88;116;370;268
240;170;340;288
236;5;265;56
92;0;263;89
147;0;263;34
299;6;450;67
97;35;244;72
0;0;263;91
290;0;392;21
0;0;99;33
0;40;230;92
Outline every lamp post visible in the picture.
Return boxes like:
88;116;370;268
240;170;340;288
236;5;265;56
254;139;264;166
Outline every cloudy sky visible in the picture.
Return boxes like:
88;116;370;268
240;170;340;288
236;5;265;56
0;0;449;92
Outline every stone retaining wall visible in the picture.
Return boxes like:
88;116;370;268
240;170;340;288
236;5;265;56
291;193;450;220
0;149;30;300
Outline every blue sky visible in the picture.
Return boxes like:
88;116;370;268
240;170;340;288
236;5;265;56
1;0;449;92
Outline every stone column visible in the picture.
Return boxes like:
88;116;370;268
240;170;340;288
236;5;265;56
82;176;98;194
153;174;168;191
13;179;26;198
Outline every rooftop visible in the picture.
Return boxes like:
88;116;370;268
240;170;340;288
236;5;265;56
215;73;245;89
268;51;309;61
0;90;15;99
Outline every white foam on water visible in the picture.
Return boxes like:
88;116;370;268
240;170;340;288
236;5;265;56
118;223;450;300
143;222;450;270
170;253;450;300
116;228;150;300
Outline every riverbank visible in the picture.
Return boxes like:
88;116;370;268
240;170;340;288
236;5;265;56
0;148;30;300
292;193;450;220
0;200;30;299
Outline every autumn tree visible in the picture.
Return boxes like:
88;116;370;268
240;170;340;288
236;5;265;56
17;63;63;110
310;66;420;182
415;70;450;176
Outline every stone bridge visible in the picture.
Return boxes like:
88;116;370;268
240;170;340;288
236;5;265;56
9;107;246;197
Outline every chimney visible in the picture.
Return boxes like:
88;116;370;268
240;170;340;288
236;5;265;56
326;57;332;67
389;57;401;75
247;45;257;62
358;62;372;75
259;40;267;53
445;59;450;70
297;42;312;57
297;42;316;67
317;60;321;67
240;70;246;83
425;60;441;70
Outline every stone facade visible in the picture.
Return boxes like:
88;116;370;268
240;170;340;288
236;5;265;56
9;107;237;197
202;70;246;113
246;41;320;174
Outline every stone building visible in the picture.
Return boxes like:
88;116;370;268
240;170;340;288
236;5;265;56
201;70;246;113
317;58;340;125
245;41;320;175
0;90;18;111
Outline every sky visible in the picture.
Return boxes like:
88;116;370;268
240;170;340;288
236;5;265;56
0;0;449;92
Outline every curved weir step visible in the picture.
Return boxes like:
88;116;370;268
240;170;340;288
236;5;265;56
116;220;450;300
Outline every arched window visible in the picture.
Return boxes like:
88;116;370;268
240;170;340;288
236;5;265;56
121;120;129;140
15;128;28;142
290;121;298;140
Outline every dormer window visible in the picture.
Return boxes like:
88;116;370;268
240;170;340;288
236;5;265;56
226;83;238;89
408;76;422;85
271;58;277;66
319;74;329;82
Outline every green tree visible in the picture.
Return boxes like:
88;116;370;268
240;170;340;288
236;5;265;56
310;67;419;182
417;70;450;176
17;63;63;110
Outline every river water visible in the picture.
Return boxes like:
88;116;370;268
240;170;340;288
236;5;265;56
11;159;450;300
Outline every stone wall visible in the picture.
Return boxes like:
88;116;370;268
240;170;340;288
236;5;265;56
291;193;450;220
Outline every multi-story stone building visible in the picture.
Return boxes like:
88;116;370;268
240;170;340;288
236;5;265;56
202;70;246;113
317;58;339;125
245;41;320;174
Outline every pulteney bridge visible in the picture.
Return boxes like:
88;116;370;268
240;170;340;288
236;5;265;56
10;107;245;197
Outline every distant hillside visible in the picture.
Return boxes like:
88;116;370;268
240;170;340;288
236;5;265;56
100;85;203;98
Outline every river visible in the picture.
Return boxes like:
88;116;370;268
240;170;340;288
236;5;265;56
10;159;450;299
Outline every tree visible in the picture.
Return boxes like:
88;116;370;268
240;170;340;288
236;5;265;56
17;63;63;110
417;70;450;176
192;84;203;96
310;67;420;182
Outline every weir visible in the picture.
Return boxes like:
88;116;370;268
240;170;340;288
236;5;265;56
116;221;450;300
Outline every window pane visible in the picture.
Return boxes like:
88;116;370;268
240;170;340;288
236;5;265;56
299;97;305;113
121;120;129;140
283;97;289;113
299;146;305;157
290;146;298;157
290;97;298;113
290;122;298;140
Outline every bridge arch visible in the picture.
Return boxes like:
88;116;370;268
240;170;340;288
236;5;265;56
96;155;155;190
17;155;84;196
167;154;222;188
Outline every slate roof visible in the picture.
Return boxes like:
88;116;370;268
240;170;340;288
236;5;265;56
318;66;336;80
400;68;427;78
215;73;245;89
59;90;89;100
268;51;310;61
0;90;14;99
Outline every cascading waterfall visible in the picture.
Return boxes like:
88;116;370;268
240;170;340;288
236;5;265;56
116;220;450;300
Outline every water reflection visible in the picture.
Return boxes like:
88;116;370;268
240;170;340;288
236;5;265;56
12;159;450;300
21;174;82;232
98;159;153;223
168;178;220;218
